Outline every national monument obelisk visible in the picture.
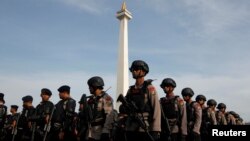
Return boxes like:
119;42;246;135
116;2;132;109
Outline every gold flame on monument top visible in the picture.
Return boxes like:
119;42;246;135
121;1;126;11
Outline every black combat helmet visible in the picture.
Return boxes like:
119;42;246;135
160;78;176;88
217;103;226;109
229;111;240;118
87;76;104;87
207;99;217;106
181;87;194;97
129;60;149;74
195;94;206;101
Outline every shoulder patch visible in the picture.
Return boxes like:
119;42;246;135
147;85;156;95
178;98;184;105
104;95;112;101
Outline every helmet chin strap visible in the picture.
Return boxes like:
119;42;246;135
132;71;145;79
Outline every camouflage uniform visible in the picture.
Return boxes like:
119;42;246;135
87;92;114;140
86;76;115;141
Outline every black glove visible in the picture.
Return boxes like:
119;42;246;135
100;133;110;141
150;131;160;141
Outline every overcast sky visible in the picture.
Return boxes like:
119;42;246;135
1;0;250;122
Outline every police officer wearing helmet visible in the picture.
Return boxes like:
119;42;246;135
33;88;54;141
181;88;202;141
225;111;236;125
86;76;114;141
216;103;227;125
195;94;207;141
195;95;206;110
229;111;243;125
120;60;161;141
52;85;76;141
206;99;218;126
159;78;187;141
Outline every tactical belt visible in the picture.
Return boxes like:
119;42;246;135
53;123;62;129
91;117;105;126
168;119;177;126
91;120;105;126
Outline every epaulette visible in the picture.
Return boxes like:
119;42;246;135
144;79;155;85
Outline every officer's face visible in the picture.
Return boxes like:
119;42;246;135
131;68;145;79
59;92;67;99
220;108;226;112
162;86;173;94
89;86;95;94
41;94;50;101
10;108;16;114
182;95;190;102
198;100;205;105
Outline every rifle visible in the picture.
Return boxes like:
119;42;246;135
117;94;154;141
78;94;93;140
43;106;55;141
11;113;21;141
31;121;36;141
159;103;171;141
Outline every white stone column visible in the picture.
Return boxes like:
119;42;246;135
116;2;132;110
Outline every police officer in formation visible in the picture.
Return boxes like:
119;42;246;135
3;105;19;141
51;85;77;141
33;88;54;141
0;59;247;141
18;95;36;141
216;103;227;125
119;60;161;141
86;76;114;141
0;93;7;141
181;88;202;141
159;78;187;141
195;94;207;141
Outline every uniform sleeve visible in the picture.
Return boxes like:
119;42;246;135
222;114;227;125
66;99;76;117
211;110;217;125
102;94;114;133
192;102;202;134
148;85;161;132
178;98;188;135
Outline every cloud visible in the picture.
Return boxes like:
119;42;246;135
142;0;250;37
59;0;109;14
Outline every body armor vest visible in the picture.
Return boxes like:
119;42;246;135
202;107;210;124
186;101;196;123
160;96;179;119
126;82;151;113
